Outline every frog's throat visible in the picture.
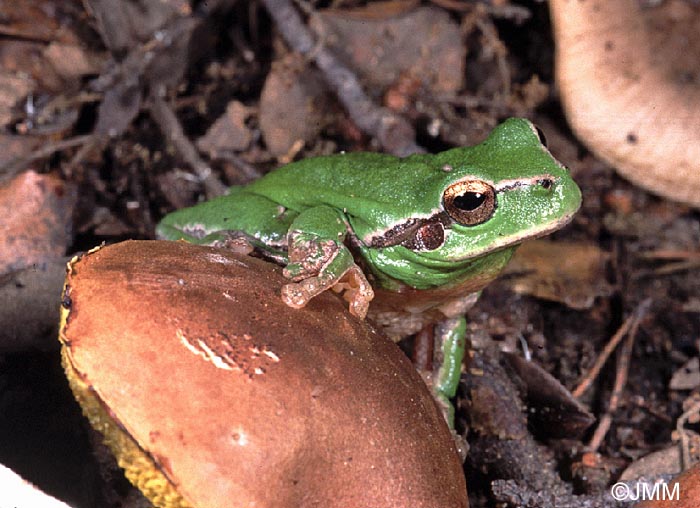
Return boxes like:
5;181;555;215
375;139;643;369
365;245;517;292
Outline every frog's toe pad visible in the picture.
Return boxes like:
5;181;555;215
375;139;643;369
280;266;374;319
280;282;313;309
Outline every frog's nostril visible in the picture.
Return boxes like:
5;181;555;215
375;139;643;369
538;178;554;190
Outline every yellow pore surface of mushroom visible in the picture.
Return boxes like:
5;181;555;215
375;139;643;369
58;240;468;508
550;0;700;207
59;248;192;508
60;348;193;508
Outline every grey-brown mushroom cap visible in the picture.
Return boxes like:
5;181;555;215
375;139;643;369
550;0;700;208
60;240;468;508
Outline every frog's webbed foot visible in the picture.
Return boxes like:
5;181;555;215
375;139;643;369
281;232;374;318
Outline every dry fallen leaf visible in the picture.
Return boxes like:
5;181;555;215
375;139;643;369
620;443;689;483
0;171;75;351
0;71;34;126
504;353;594;439
671;357;700;391
197;101;253;156
43;42;103;81
0;170;76;274
259;55;333;157
504;239;612;310
0;133;42;168
0;0;77;43
313;5;465;94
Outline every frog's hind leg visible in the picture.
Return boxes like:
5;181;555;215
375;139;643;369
430;316;468;460
431;317;467;428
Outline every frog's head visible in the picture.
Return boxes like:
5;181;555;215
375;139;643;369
428;117;582;261
367;118;581;273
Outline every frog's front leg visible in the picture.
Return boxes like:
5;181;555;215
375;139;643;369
280;206;374;319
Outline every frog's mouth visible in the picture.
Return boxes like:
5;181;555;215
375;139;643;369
363;207;579;262
448;207;579;261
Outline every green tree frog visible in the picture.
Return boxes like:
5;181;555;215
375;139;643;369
157;118;582;426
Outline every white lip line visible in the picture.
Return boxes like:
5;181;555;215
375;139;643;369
444;209;579;261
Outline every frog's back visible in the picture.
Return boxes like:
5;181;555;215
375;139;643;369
253;152;400;188
246;151;445;218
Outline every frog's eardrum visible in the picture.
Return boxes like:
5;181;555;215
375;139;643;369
59;240;468;508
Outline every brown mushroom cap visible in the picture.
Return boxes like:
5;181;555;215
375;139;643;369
59;240;468;508
550;0;700;208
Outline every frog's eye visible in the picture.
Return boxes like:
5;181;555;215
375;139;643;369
443;180;496;226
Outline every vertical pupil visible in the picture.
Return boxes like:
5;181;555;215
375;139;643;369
454;192;485;211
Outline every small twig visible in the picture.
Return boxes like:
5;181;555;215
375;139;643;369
474;15;511;100
446;94;510;109
66;135;103;177
260;0;424;156
636;249;700;277
572;299;651;399
587;331;632;451
586;299;650;452
429;0;532;23
639;249;700;261
630;395;674;424
650;260;700;276
572;319;632;399
215;150;264;182
0;134;94;180
148;92;227;198
0;26;55;43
